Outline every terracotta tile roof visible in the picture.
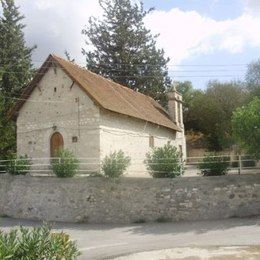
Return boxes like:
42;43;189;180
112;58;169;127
10;54;181;132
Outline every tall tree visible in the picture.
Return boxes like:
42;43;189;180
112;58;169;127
0;92;15;159
175;81;203;128
232;97;260;158
0;0;36;159
246;59;260;97
0;0;36;100
82;0;171;104
183;81;248;151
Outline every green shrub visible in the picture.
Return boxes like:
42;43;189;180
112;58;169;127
145;144;183;178
101;150;131;178
51;149;79;178
5;155;31;175
198;154;230;176
0;224;80;259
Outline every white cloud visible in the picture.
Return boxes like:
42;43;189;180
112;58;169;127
16;0;102;64
244;0;260;15
12;0;260;66
144;8;260;64
35;0;55;10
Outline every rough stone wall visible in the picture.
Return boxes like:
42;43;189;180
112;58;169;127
100;109;178;177
0;175;259;224
16;67;100;171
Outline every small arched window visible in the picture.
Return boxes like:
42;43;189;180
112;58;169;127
149;135;154;148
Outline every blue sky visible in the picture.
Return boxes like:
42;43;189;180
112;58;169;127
143;0;244;20
141;0;260;88
12;0;260;89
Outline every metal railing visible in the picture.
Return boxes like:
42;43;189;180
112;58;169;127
0;154;258;176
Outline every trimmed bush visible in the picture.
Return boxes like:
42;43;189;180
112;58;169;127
5;155;31;175
101;150;131;178
145;144;183;178
51;149;79;178
198;154;230;176
0;224;80;259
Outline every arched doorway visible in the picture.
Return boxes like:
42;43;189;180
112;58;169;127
50;132;64;157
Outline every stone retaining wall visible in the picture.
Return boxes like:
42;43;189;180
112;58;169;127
0;174;259;224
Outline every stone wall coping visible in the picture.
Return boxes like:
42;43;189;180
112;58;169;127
1;173;259;185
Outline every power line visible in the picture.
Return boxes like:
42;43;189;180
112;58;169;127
91;69;247;72
0;57;249;67
0;58;248;81
101;74;244;78
0;69;245;78
0;59;247;78
0;58;246;107
0;65;248;73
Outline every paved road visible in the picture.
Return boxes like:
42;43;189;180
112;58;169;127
1;217;260;259
114;245;260;259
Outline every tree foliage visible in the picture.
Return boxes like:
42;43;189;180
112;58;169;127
0;0;36;158
246;59;260;97
0;0;36;99
178;80;248;151
82;0;171;104
175;81;204;130
232;97;260;158
0;93;15;159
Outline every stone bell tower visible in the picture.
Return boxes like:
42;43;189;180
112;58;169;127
166;82;186;160
166;83;184;128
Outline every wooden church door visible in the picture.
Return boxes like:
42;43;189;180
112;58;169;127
50;132;64;157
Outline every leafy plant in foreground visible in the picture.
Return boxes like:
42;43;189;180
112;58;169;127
0;224;80;259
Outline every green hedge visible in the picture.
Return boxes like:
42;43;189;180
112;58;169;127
198;154;230;176
5;155;31;175
51;149;79;178
101;150;131;178
145;144;183;178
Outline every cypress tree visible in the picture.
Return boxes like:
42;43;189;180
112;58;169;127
82;0;171;105
0;0;36;158
0;0;36;101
